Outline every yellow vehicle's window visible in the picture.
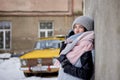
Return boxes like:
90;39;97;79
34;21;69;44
34;40;61;49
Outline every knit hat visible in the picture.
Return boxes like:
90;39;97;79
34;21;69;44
72;16;94;31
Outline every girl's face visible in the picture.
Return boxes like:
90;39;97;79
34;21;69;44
73;24;86;34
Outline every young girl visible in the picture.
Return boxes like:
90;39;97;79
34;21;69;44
55;16;94;80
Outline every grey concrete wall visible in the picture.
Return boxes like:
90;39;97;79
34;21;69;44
84;0;120;80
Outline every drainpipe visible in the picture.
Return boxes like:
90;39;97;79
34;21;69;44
71;0;74;15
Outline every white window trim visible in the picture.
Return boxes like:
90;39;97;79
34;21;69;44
38;21;54;38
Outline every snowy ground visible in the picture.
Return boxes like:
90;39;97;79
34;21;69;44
0;53;57;80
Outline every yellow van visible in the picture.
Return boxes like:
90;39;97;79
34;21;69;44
20;36;65;76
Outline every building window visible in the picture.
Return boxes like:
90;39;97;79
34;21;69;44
0;21;11;50
39;21;53;37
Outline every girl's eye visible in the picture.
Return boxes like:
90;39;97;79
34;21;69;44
78;25;84;28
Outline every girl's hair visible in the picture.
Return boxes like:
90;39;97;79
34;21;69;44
66;30;74;38
84;27;88;32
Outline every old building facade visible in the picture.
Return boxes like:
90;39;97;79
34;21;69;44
0;0;83;53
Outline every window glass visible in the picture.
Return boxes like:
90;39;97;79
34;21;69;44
0;21;10;29
5;31;10;49
34;40;61;49
40;32;45;38
40;23;45;29
46;22;52;29
0;23;3;29
0;32;3;48
40;22;52;29
48;31;53;37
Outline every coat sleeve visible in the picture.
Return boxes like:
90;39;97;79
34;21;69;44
59;41;67;53
63;51;94;80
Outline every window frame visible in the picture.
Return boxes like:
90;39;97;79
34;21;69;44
38;21;54;38
0;21;12;50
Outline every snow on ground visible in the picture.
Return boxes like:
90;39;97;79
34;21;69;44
0;53;57;80
0;53;11;58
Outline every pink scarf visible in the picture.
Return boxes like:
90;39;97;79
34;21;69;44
66;31;94;64
54;31;94;66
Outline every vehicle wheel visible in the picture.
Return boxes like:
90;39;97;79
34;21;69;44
24;73;33;77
